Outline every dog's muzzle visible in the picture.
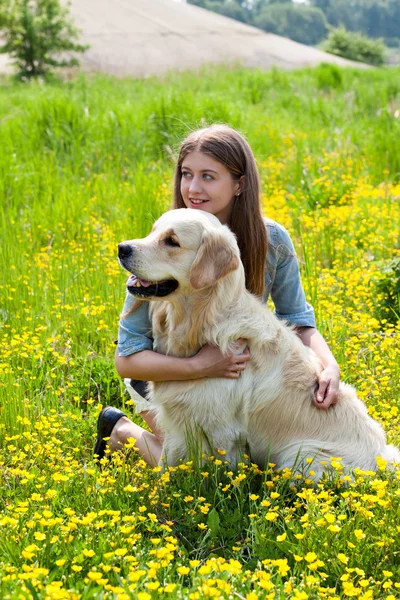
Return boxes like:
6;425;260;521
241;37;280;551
118;243;179;299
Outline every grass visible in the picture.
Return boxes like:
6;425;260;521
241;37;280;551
0;63;400;599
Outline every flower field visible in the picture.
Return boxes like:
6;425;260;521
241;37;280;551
0;64;400;599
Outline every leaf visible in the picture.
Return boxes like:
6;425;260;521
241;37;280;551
207;508;220;538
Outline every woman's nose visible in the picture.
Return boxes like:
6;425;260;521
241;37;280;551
189;176;202;193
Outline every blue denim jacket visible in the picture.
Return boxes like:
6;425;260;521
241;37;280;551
117;218;315;357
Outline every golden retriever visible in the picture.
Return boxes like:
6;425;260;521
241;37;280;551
118;209;400;478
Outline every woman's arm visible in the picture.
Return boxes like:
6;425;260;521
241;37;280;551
115;343;251;382
296;326;340;409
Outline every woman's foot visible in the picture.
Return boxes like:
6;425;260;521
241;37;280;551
95;406;163;467
94;406;126;460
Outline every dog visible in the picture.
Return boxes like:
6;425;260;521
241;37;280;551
118;209;400;479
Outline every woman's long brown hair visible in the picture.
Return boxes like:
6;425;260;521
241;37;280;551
173;125;268;297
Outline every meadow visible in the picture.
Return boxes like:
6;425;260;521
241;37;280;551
1;63;400;599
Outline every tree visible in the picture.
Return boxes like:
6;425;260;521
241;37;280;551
0;0;88;78
207;1;248;23
311;0;400;44
257;4;329;46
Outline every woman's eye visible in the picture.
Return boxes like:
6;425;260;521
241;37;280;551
203;174;213;180
182;171;192;179
164;237;180;248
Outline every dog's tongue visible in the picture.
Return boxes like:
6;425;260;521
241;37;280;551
127;274;152;288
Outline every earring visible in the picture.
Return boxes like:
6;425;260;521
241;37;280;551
236;192;240;197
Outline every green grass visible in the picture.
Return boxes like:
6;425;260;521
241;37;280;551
1;64;400;599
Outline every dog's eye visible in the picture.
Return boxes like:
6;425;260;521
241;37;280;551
164;236;180;248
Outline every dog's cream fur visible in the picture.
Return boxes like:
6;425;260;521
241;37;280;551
122;209;400;478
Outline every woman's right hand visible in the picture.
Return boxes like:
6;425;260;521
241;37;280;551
191;339;251;379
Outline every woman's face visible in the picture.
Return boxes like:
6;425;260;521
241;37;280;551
180;151;241;224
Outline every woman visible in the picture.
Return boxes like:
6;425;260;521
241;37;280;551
94;125;340;466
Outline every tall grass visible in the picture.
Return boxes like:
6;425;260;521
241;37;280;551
1;64;400;599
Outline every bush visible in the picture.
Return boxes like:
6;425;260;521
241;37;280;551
0;0;88;78
257;4;329;46
322;26;386;66
314;62;343;90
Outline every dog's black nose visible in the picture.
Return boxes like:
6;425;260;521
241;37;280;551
118;243;133;259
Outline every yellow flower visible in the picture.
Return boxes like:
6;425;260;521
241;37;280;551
305;552;317;563
190;560;200;567
34;532;46;541
55;559;66;567
145;581;160;590
338;553;348;564
265;512;278;521
276;532;287;542
177;566;190;575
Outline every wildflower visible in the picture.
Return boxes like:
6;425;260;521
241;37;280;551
265;512;278;522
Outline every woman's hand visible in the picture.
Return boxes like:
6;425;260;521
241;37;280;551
313;364;340;409
192;339;251;379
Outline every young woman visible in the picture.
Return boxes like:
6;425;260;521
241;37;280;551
94;125;340;466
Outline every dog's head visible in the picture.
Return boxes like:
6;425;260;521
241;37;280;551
118;209;242;300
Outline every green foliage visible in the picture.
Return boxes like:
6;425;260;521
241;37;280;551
314;62;343;90
311;0;400;44
375;258;400;325
188;0;249;23
68;356;125;409
322;26;387;66
0;0;88;78
257;3;329;45
0;67;400;595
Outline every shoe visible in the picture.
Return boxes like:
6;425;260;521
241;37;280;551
94;406;127;460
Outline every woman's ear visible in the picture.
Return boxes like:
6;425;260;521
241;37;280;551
189;231;239;290
236;175;245;196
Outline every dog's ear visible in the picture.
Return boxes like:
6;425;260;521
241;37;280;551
189;231;239;290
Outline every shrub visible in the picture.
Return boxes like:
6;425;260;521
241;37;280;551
322;26;386;66
0;0;88;78
315;62;343;90
257;4;329;46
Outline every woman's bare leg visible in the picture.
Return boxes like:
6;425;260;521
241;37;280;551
109;416;163;467
139;410;164;441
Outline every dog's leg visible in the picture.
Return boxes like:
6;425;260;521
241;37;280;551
158;435;188;471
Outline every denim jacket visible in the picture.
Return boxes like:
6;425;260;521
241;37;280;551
117;218;315;357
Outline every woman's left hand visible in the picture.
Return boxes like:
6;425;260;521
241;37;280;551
313;365;340;409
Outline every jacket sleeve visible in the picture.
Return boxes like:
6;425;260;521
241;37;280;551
270;224;316;328
117;293;154;357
